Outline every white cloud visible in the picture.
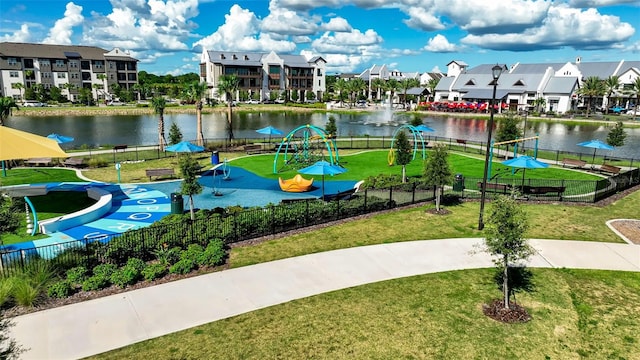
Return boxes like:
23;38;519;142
323;53;369;73
567;0;639;7
423;34;460;52
0;24;32;42
42;2;84;45
461;4;635;51
402;6;445;31
193;5;296;53
311;29;383;54
322;17;352;32
261;5;320;36
431;65;442;73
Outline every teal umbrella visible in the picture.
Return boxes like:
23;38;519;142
165;141;205;153
577;139;614;165
298;160;347;198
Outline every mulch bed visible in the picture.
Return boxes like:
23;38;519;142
483;299;532;323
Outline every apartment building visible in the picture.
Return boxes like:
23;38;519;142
200;49;326;102
0;42;138;103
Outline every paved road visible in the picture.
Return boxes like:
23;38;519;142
10;238;639;359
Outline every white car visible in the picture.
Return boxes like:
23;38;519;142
22;101;46;107
245;99;260;104
626;109;639;116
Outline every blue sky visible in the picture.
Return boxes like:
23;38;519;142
1;0;638;75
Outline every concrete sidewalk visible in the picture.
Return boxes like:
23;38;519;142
10;238;640;359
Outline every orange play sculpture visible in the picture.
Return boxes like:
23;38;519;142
278;174;314;192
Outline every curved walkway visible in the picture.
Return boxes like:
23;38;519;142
10;238;640;359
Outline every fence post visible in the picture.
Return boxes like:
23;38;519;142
412;182;416;204
305;200;309;226
364;189;368;212
271;206;275;235
388;186;393;209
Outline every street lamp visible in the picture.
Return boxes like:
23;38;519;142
478;64;503;230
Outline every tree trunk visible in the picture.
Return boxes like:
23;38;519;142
158;114;166;151
227;102;234;141
401;165;406;183
189;195;195;221
503;256;510;309
196;102;204;146
435;186;441;211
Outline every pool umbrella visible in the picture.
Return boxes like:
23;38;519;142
165;141;205;153
298;160;347;198
414;124;435;132
256;126;284;143
0;126;68;176
577;139;614;166
502;155;549;187
47;133;74;144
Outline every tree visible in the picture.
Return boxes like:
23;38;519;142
426;78;439;101
168;122;183;145
495;112;523;155
410;114;423;127
151;96;167;151
183;81;207;146
606;121;626;147
483;195;533;309
423;143;452;211
0;97;19;126
578;76;605;117
11;83;24;101
394;130;412;183
179;154;203;221
604;75;620;114
371;78;386;101
385;78;400;106
0;310;25;359
398;78;420;108
532;97;546;113
628;77;640;121
346;78;366;107
217;74;239;141
332;78;348;106
49;86;63;102
325;115;337;138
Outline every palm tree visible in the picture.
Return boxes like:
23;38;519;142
183;81;208;146
399;78;420;108
0;97;19;126
426;78;439;101
578;76;605;118
217;74;239;141
151;96;167;151
346;78;366;107
332;78;348;106
11;83;24;101
385;78;400;107
604;75;620;114
629;77;640;121
371;78;386;101
96;73;108;102
533;97;546;113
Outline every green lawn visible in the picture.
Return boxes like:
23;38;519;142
0;168;82;187
90;268;640;360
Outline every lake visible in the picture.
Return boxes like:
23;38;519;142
6;111;640;158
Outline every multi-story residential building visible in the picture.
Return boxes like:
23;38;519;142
434;58;640;114
358;64;444;102
200;50;326;102
0;42;138;103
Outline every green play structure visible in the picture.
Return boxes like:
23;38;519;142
273;124;340;174
387;124;430;166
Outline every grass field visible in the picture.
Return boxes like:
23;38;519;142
89;268;640;360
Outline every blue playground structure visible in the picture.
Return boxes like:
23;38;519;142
273;124;340;174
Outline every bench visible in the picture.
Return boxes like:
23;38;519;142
456;139;467;150
145;168;175;181
26;157;52;166
519;185;566;198
562;158;587;169
244;144;264;154
477;182;511;193
63;157;86;168
599;164;621;175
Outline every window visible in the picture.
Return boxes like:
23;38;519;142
127;73;137;81
42;72;51;79
39;59;50;65
81;61;90;70
57;72;66;79
69;60;78;68
317;69;321;76
9;71;19;78
269;65;280;75
94;61;103;69
7;58;17;65
55;60;65;67
109;62;115;69
71;73;79;79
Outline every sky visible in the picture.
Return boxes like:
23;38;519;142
1;0;639;76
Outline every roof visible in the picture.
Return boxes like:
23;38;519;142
406;87;429;95
447;60;468;66
206;51;264;66
616;60;640;76
509;62;565;74
461;89;513;100
0;42;107;60
279;54;313;68
544;77;579;94
577;61;621;79
435;77;455;91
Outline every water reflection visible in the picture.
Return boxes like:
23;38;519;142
6;111;639;158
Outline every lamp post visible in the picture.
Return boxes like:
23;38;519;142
478;64;503;230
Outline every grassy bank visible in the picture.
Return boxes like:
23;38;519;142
90;268;640;360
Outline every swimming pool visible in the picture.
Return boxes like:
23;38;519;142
141;166;358;209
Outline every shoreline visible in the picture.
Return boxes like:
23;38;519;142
12;104;639;127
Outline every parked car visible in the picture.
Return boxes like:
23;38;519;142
274;99;285;104
245;99;260;104
22;101;46;107
107;100;126;106
626;109;639;116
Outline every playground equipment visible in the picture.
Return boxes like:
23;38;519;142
278;174;314;192
273;124;340;174
387;124;430;166
489;134;540;179
211;158;231;196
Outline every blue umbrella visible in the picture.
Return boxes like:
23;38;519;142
502;155;549;188
47;133;74;144
165;141;205;153
298;160;347;198
414;124;435;132
577;139;614;165
256;126;284;144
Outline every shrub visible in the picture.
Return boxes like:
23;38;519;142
66;266;88;286
82;275;111;292
125;258;145;273
110;267;140;289
0;196;21;233
169;258;196;275
12;278;40;307
181;244;204;262
92;264;117;278
0;279;15;308
87;158;107;168
22;258;57;289
142;263;167;281
153;246;182;266
47;280;73;299
198;239;226;267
